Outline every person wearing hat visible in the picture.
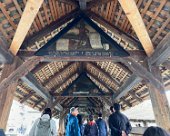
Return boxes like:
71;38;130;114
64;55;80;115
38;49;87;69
65;107;81;136
84;115;98;136
108;103;132;136
96;113;108;136
29;108;57;136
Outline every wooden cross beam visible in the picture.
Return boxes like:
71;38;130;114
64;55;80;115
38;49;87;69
54;94;112;97
148;33;170;66
21;72;51;101
9;0;44;55
0;57;41;92
122;58;164;91
118;0;154;56
113;74;142;101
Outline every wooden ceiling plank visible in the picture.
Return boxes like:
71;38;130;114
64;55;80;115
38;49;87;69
152;17;170;42
146;0;167;30
118;0;154;56
42;3;51;25
0;2;17;30
110;0;118;22
87;0;113;10
9;0;44;55
52;0;58;20
20;91;35;103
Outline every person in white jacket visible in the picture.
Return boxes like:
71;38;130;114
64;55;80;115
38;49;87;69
29;108;57;136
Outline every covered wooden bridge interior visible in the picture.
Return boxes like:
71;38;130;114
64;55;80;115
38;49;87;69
0;0;170;135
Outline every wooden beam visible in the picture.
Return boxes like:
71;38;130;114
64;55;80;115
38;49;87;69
21;9;80;49
19;50;145;62
0;33;13;64
90;11;144;51
55;94;112;97
32;98;44;108
129;91;143;102
148;33;170;66
120;98;132;107
0;58;20;130
21;72;51;101
0;57;41;93
148;67;170;131
87;0;113;10
118;0;154;56
122;58;165;91
20;91;35;103
113;74;142;101
9;0;44;55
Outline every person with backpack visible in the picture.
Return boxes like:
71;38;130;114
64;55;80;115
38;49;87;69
96;113;108;136
29;108;57;136
84;115;99;136
65;107;81;136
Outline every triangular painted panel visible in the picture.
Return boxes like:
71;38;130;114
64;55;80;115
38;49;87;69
61;73;104;96
35;12;129;57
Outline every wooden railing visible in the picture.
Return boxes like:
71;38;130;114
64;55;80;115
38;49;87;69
131;127;147;136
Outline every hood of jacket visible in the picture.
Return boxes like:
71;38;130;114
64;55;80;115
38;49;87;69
41;114;50;121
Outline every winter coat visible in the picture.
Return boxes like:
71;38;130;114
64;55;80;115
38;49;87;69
29;114;57;136
108;111;132;136
96;118;108;136
65;114;81;136
84;121;99;136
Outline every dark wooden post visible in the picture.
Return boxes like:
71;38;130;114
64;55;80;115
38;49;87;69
0;58;20;130
148;66;170;131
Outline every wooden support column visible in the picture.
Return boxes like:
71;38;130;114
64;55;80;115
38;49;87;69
0;58;20;130
148;66;170;132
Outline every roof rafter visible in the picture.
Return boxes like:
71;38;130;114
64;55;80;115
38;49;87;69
118;0;154;56
9;0;44;55
113;74;142;101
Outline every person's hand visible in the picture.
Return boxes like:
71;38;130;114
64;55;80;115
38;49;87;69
122;131;127;136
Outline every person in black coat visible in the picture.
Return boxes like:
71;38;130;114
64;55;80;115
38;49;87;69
108;103;132;136
84;115;98;136
143;126;170;136
96;113;108;136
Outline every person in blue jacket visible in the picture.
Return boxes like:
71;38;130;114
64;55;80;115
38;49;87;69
65;107;81;136
96;113;108;136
